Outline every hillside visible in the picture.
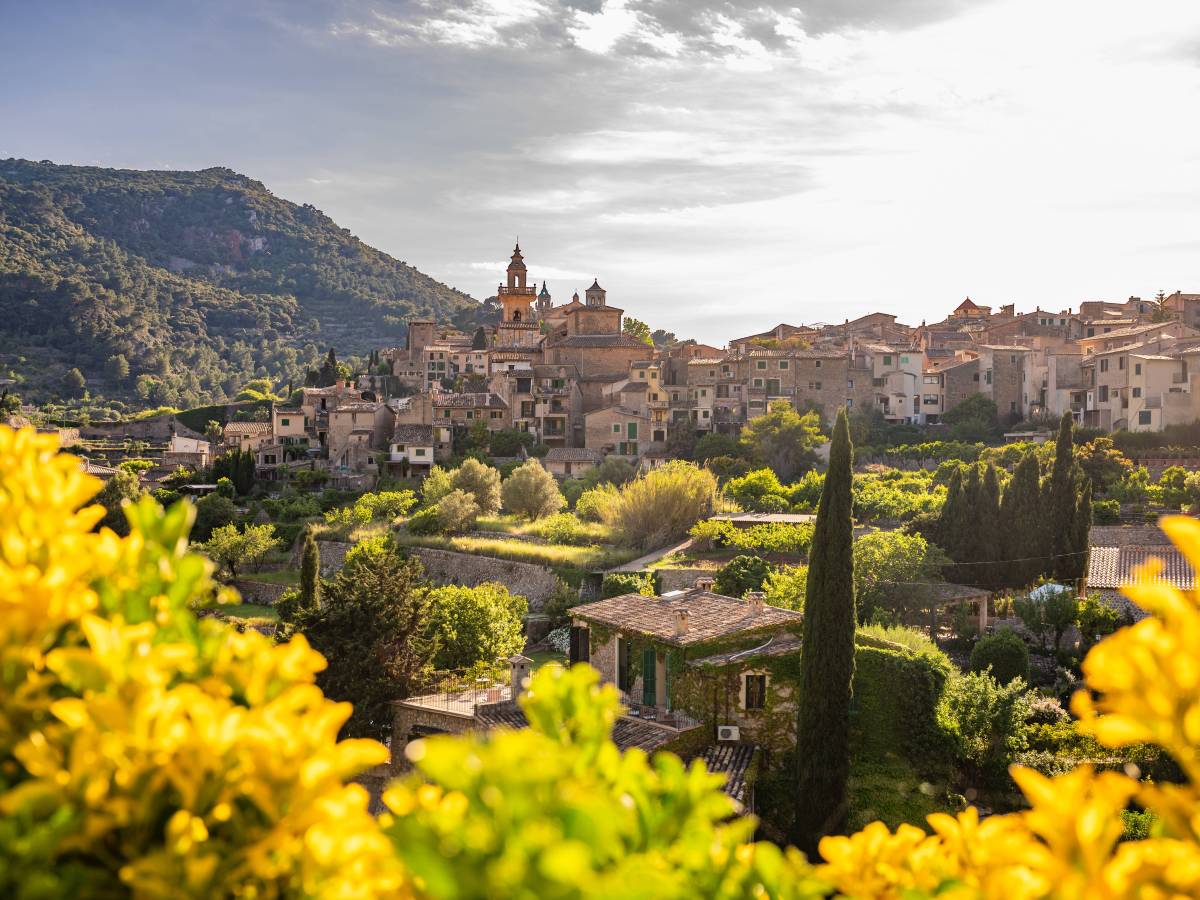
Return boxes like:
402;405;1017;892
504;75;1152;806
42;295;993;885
0;159;483;410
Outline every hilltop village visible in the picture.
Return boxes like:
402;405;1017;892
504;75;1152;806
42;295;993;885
210;244;1200;483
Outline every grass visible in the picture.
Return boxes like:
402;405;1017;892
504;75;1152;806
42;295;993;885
211;602;279;624
527;649;567;671
394;532;639;573
238;569;299;586
474;514;616;544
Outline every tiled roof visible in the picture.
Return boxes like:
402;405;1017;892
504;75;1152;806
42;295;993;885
80;459;117;476
692;744;758;805
433;392;508;409
532;364;579;378
224;422;271;435
392;424;436;443
1088;546;1195;590
474;703;685;753
585;405;648;420
688;358;729;365
687;633;802;668
746;349;843;359
491;351;535;361
334;401;379;412
620;381;649;392
552;333;649;349
572;589;802;647
544;447;602;462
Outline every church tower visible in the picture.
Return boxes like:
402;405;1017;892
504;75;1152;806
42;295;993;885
498;243;535;323
585;278;606;307
536;280;552;317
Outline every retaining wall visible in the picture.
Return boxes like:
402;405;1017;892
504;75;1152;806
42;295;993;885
410;548;560;612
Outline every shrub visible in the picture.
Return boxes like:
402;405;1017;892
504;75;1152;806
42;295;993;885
191;491;236;541
939;671;1032;786
1025;693;1070;726
451;458;503;516
764;565;807;611
725;468;787;511
602;461;718;550
714;555;773;597
421;464;454;505
436;489;481;534
425;582;528;671
1092;497;1120;523
581;456;636;489
688;519;739;550
575;483;620;522
969;628;1031;684
501;459;566;520
687;520;813;555
787;469;824;510
406;505;441;535
545;625;571;655
528;512;587;545
600;572;655;599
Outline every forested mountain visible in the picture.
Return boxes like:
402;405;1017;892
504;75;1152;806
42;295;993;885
0;159;482;410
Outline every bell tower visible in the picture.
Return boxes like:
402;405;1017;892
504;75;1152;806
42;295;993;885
498;242;535;323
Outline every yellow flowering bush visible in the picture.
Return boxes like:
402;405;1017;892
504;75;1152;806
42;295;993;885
815;514;1200;898
7;420;1200;898
0;427;401;897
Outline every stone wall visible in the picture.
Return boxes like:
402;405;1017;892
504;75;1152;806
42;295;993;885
410;547;561;612
313;540;354;574
656;567;717;593
390;704;476;773
232;579;291;605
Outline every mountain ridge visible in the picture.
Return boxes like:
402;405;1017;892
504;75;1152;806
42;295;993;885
0;158;483;411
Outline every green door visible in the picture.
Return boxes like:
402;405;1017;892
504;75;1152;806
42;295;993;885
642;648;657;706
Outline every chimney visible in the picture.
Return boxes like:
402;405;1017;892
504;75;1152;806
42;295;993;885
674;608;690;637
695;576;715;590
746;591;766;614
507;654;533;697
335;379;346;390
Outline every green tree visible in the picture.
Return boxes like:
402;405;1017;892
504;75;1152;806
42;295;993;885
451;458;502;516
602;461;718;551
422;465;454;505
501;459;566;520
284;538;435;741
725;468;788;511
317;348;340;387
622;317;654;346
94;468;145;536
791;408;855;854
581;456;637;489
1044;413;1089;581
969;629;1030;684
425;582;528;670
192;492;237;541
694;432;740;463
1000;452;1045;587
714;555;774;597
942;394;999;441
978;463;1003;589
215;476;235;498
1075;437;1132;493
739;402;822;482
436;489;481;533
299;528;321;609
851;531;947;623
105;353;130;381
64;367;86;396
764;565;808;611
1077;593;1119;653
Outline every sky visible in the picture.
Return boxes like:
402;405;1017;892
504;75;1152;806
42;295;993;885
3;0;1200;344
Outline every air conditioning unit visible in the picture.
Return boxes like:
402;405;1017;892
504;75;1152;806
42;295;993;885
717;725;740;742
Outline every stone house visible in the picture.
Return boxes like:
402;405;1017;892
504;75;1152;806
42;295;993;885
542;447;602;478
861;344;925;423
222;421;273;454
162;434;212;470
431;391;511;431
584;405;652;460
567;588;804;752
387;423;446;474
327;401;393;474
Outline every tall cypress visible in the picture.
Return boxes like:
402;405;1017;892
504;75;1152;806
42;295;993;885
1066;480;1092;583
791;408;855;856
1045;413;1080;581
300;529;321;610
1000;452;1044;587
953;465;984;585
978;464;1002;589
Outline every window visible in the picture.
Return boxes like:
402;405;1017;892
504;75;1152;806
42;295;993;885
900;356;909;364
973;373;980;382
846;398;853;408
465;410;474;419
1135;363;1142;375
1139;410;1152;425
627;422;638;439
985;369;993;385
923;394;939;405
1119;357;1126;371
883;355;892;365
744;674;767;710
1100;359;1109;373
1099;385;1109;402
847;379;854;389
700;389;707;397
638;371;646;378
613;423;621;434
757;360;767;370
490;410;502;419
779;360;789;370
414;448;426;456
808;382;823;390
753;378;763;387
815;360;822;368
1133;387;1142;398
280;418;290;426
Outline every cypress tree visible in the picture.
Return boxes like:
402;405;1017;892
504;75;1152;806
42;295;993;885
300;529;321;609
933;466;964;561
791;408;855;856
1066;480;1092;583
1000;452;1044;587
953;465;984;584
978;463;1002;589
1045;413;1080;581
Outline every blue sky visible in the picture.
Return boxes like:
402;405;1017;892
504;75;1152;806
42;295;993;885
4;1;1200;344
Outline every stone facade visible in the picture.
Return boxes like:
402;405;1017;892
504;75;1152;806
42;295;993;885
410;547;562;611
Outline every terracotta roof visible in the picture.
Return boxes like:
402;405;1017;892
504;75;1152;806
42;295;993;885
392;424;436;444
687;633;802;668
692;744;758;805
552;334;648;349
688;358;729;365
224;422;271;435
1088;546;1194;590
620;381;649;392
746;349;845;359
334;402;379;412
491;351;534;361
81;459;117;476
572;589;802;647
544;447;602;462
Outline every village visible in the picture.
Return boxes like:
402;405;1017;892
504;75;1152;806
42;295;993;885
7;244;1190;838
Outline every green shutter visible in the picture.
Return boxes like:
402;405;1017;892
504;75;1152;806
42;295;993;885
642;648;656;706
627;422;638;439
